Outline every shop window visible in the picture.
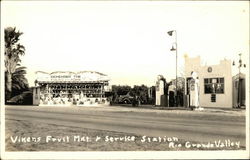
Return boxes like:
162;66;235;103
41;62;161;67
204;78;224;94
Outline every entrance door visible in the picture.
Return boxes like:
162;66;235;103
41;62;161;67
238;78;245;107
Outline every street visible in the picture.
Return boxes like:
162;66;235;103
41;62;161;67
5;105;246;148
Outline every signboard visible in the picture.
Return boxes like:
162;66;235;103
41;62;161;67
50;75;81;81
190;79;195;91
207;67;212;73
36;71;109;82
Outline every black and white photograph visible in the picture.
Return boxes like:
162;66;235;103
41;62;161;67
1;1;249;159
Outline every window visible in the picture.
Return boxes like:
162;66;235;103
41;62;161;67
204;78;224;94
211;94;216;102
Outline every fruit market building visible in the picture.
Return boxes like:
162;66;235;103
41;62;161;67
32;71;111;106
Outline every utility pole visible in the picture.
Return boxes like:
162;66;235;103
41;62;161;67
168;30;178;106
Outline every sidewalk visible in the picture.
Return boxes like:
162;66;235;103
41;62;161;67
113;104;246;115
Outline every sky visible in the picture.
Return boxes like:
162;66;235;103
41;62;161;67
1;1;249;87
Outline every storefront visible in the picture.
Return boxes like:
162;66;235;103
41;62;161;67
33;71;111;106
185;56;233;108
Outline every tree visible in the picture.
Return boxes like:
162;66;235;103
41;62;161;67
5;27;26;101
11;66;29;96
112;85;132;96
131;85;149;104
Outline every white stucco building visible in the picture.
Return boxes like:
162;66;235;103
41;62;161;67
185;56;232;108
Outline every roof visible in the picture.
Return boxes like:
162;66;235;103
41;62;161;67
232;73;246;80
35;71;107;76
35;71;110;83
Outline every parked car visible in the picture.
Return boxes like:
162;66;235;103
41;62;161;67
117;92;142;106
7;91;33;105
118;92;134;104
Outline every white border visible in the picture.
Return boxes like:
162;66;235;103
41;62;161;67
1;1;249;159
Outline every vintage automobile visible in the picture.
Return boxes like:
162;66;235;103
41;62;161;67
117;92;142;106
118;92;134;104
7;91;33;105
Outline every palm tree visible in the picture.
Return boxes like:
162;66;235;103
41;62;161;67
11;66;29;95
5;27;26;101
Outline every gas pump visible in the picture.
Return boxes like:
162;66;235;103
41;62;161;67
189;71;200;109
155;75;165;106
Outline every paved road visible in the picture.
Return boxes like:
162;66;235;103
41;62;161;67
5;105;246;146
